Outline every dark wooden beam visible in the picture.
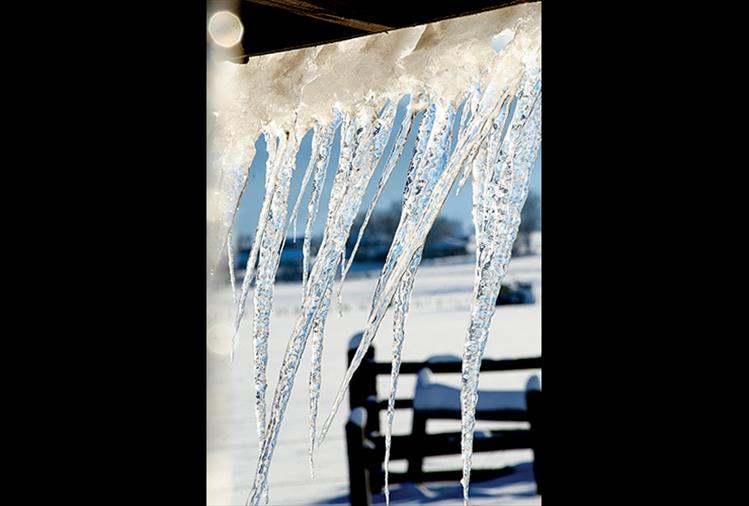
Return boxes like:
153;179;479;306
247;0;393;31
246;0;537;33
211;0;539;59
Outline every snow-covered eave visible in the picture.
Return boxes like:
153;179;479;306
207;3;540;265
209;3;540;135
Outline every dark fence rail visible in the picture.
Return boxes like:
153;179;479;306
372;356;543;375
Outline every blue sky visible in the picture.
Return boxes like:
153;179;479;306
234;97;541;240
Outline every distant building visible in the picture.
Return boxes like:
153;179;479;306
466;232;541;256
423;234;470;258
234;236;306;282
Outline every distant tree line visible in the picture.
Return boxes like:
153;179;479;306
347;202;466;261
234;189;541;269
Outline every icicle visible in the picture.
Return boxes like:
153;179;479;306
303;111;343;287
382;98;455;503
460;74;541;506
247;102;393;506
338;106;416;299
336;249;345;317
231;132;284;357
335;100;398;312
272;119;324;284
371;99;437;307
458;93;512;196
319;98;458;446
456;86;481;195
288;121;321;244
307;283;331;478
227;228;239;361
210;140;256;274
228;228;238;307
384;248;422;505
251;126;301;444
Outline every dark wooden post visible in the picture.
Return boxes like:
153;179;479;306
346;407;372;506
407;411;427;482
526;389;542;495
348;333;379;434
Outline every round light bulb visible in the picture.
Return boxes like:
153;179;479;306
208;11;244;48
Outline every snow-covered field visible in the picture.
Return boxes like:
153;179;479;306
207;254;541;505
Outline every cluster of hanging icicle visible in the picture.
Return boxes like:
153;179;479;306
210;11;541;506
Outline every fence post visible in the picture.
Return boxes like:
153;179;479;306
407;410;427;482
348;333;379;434
526;389;542;495
346;407;372;506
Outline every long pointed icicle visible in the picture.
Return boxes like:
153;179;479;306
337;103;415;303
252;127;300;444
460;74;541;506
210;140;256;274
303;112;343;287
371;100;436;306
247;108;367;505
309;103;396;476
319;98;458;446
382;97;457;504
228;228;238;309
307;283;331;478
384;248;422;505
286;122;322;244
455;94;476;194
335;100;398;311
247;101;395;506
231;133;284;359
317;58;517;442
272;121;323;285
